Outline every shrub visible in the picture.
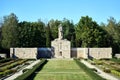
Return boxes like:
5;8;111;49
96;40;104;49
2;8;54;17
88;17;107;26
110;62;115;65
74;58;106;80
111;65;120;71
91;68;97;72
84;59;88;61
0;69;17;78
91;62;96;65
0;59;27;72
111;58;120;63
111;70;120;76
96;62;103;65
0;58;13;63
24;62;30;65
27;59;36;61
100;58;110;60
103;68;111;73
94;60;103;65
0;57;4;60
0;72;4;78
22;69;30;73
117;63;120;65
114;68;120;72
0;60;16;67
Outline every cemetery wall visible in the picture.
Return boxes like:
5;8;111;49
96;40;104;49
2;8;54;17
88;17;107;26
10;48;112;59
10;48;37;59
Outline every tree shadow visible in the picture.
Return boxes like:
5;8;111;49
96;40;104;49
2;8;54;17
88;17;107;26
26;60;48;80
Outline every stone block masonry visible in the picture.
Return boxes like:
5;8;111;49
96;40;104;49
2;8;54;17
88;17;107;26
10;47;112;59
89;48;112;59
71;48;112;59
10;48;37;59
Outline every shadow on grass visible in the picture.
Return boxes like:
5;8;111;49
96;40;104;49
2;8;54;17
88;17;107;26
26;60;48;80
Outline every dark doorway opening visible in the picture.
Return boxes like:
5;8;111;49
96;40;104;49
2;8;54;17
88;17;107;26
60;51;62;56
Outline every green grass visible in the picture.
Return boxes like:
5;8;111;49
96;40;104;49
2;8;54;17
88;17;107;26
111;58;120;63
33;59;93;80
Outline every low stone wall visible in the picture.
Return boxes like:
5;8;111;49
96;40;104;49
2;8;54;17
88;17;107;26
115;54;120;58
71;48;112;59
10;47;112;59
89;48;112;59
0;54;6;58
10;48;37;59
71;48;88;58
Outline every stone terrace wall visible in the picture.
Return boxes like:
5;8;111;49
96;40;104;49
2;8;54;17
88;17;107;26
10;47;112;59
71;48;88;58
10;48;37;59
0;54;6;58
71;48;112;59
89;48;112;59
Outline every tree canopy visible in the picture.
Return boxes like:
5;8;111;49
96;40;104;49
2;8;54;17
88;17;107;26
76;16;111;47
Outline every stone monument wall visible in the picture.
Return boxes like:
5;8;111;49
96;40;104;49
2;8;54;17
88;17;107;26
71;48;88;58
115;54;120;58
89;48;112;59
10;48;112;59
71;48;112;59
0;54;6;58
10;48;37;59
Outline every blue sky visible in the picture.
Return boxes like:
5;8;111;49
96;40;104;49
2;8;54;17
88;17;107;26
0;0;120;24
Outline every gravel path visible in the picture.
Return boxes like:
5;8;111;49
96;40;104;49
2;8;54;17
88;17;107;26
81;60;119;80
4;60;40;80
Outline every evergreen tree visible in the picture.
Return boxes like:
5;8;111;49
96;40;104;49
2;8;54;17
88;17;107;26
1;13;18;49
76;16;110;47
46;23;51;47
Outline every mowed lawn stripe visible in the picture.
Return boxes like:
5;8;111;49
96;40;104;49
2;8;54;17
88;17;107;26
34;59;93;80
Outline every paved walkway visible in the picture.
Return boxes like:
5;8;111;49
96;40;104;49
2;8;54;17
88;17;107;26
81;60;119;80
4;60;40;80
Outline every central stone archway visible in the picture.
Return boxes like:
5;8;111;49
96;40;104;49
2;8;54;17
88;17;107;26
51;24;71;58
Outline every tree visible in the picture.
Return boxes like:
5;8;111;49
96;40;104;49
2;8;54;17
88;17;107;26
104;17;120;54
76;16;110;47
17;21;46;47
62;18;76;47
46;23;51;47
49;19;61;40
1;13;18;49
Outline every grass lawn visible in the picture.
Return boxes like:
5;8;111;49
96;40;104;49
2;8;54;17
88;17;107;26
33;59;93;80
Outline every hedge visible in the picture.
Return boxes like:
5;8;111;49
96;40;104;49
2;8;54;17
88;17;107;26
111;58;120;63
74;58;106;80
0;59;19;67
0;69;17;78
0;58;13;63
111;70;120;76
0;59;27;72
14;59;47;80
103;68;111;73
